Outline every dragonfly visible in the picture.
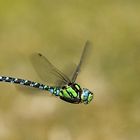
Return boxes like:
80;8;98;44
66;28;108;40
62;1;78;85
0;41;94;104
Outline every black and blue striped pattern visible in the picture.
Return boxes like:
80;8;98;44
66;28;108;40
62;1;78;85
0;76;60;96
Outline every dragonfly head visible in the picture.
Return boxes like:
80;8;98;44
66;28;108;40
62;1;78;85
81;88;94;104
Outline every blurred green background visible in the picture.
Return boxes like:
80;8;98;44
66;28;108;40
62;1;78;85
0;0;140;140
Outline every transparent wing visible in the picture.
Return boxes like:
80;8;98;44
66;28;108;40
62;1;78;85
71;40;92;82
63;63;77;81
30;53;71;86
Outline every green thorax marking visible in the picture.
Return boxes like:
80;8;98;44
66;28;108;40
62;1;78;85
59;83;82;103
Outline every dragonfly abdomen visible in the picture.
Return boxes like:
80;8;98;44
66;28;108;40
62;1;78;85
0;76;60;96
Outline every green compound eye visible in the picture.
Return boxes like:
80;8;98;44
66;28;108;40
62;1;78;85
88;93;93;103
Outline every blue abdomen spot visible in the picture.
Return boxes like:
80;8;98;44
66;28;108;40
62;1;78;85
49;88;54;93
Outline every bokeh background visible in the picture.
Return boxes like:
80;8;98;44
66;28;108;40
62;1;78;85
0;0;140;140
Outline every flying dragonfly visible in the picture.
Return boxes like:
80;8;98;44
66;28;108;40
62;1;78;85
0;41;94;104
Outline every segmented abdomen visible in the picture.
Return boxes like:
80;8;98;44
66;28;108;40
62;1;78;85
0;76;60;96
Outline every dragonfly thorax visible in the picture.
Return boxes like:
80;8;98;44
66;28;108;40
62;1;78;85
59;83;82;104
59;83;93;104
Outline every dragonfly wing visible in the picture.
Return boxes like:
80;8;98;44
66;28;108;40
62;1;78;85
30;53;71;86
71;40;92;83
63;63;77;81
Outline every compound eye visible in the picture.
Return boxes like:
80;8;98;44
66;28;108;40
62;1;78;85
82;95;86;100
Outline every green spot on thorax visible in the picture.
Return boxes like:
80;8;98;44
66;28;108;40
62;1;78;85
75;84;80;90
66;86;78;98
